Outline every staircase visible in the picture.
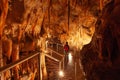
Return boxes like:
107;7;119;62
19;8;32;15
45;57;59;80
45;41;75;80
45;41;85;80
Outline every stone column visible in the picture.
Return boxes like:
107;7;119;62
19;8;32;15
0;0;8;79
12;43;19;80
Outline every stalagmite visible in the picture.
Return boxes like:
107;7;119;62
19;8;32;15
3;70;11;80
2;36;12;80
2;36;12;60
12;43;19;80
1;0;119;80
30;69;37;80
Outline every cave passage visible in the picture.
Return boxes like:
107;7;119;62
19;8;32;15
0;0;120;80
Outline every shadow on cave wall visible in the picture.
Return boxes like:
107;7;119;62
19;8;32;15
80;0;120;80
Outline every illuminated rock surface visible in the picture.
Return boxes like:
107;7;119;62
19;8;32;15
0;0;120;80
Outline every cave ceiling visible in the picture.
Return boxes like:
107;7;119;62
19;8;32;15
1;0;111;49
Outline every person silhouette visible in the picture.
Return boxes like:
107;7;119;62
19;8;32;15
64;42;69;67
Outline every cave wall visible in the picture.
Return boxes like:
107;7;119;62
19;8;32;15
0;0;8;80
81;0;120;80
0;0;108;80
0;0;49;80
43;0;99;49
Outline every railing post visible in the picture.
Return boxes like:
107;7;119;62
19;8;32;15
63;57;64;70
59;62;61;71
38;52;41;80
0;52;39;80
45;41;48;50
50;50;52;56
74;49;77;80
75;62;77;80
57;43;58;52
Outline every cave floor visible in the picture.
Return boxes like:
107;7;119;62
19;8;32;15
61;52;85;80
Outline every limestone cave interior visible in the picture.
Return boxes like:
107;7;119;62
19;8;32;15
0;0;120;80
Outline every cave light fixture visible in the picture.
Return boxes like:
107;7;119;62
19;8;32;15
68;52;72;63
59;70;64;77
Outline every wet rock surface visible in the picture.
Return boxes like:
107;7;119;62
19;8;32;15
1;0;120;80
81;0;120;80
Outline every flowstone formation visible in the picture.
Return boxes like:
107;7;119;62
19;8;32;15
81;0;120;80
0;0;103;79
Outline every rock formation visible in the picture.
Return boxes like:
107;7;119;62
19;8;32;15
0;0;120;80
81;0;120;80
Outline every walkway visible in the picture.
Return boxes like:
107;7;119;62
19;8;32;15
0;40;85;80
62;51;85;80
46;41;85;80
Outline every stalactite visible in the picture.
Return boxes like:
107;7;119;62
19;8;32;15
68;0;70;31
0;0;8;38
17;26;22;43
32;18;38;37
0;0;8;80
0;0;101;79
100;0;103;11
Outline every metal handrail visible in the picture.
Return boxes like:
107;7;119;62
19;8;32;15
45;53;60;62
46;41;65;72
47;48;64;57
42;49;63;61
0;52;40;74
47;41;63;46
